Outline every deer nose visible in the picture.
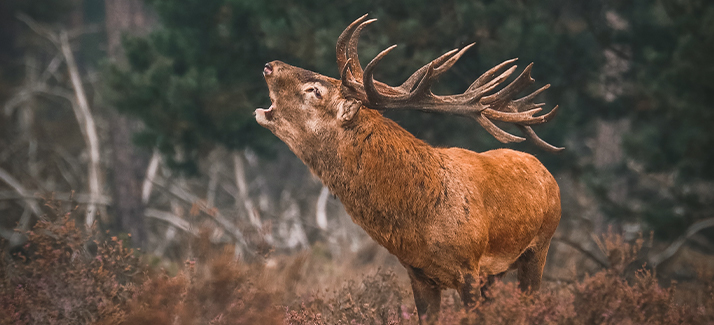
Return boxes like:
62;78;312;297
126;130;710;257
263;62;273;76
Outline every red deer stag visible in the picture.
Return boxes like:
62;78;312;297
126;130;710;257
256;15;562;323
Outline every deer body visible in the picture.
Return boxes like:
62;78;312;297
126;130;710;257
307;108;559;285
256;15;562;322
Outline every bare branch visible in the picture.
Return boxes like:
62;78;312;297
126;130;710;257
0;167;43;218
16;13;59;45
59;29;103;227
0;141;25;163
649;217;714;267
145;208;197;236
39;53;64;84
67;24;103;39
3;89;33;116
0;191;111;205
316;185;329;230
141;150;161;204
152;178;249;248
234;152;263;229
553;236;608;268
207;156;220;207
0;227;16;241
19;13;104;227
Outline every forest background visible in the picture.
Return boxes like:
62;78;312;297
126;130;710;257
1;0;713;323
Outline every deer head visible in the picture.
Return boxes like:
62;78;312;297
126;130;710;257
256;14;563;153
256;61;362;155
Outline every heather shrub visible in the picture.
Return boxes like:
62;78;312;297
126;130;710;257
440;230;714;325
571;269;684;325
449;272;711;325
2;208;713;325
122;232;283;325
0;204;141;324
286;268;409;325
457;280;575;325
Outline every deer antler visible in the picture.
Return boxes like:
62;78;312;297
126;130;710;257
336;15;563;152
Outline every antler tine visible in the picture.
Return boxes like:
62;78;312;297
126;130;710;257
340;58;368;102
463;65;518;101
408;62;436;100
481;63;535;109
511;84;550;112
398;48;460;93
518;124;564;152
399;43;474;93
432;43;475;78
481;107;544;123
467;58;519;93
473;114;526;143
347;19;377;80
363;45;401;102
363;43;476;104
337;14;370;75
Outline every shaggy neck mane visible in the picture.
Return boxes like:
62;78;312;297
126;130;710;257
296;108;448;249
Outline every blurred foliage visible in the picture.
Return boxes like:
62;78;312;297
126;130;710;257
104;0;604;173
11;0;705;237
12;0;79;24
616;0;714;179
598;0;714;238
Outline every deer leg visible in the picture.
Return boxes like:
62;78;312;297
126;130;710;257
516;241;551;293
457;272;481;309
406;266;441;324
480;272;506;300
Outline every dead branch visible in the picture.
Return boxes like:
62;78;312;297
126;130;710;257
58;30;102;227
39;53;64;84
16;13;59;45
0;227;16;241
53;155;80;189
0;167;43;246
552;236;609;268
0;191;112;205
3;89;32;117
207;156;220;207
0;141;24;163
649;217;714;267
233;152;262;228
17;13;104;228
153;225;178;256
152;178;248;248
0;167;43;218
316;185;329;230
141;150;161;204
145;208;197;236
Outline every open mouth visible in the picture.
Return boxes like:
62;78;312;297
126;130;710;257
263;105;274;120
263;63;273;76
255;104;274;122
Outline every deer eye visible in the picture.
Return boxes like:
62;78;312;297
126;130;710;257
306;87;322;99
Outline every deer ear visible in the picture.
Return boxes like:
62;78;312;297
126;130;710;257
337;98;362;124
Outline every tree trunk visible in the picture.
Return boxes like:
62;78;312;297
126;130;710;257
104;0;152;248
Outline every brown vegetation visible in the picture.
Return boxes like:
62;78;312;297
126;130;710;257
1;202;713;324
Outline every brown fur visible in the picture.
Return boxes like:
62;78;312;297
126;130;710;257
256;61;561;323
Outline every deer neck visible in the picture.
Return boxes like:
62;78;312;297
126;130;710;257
296;109;446;248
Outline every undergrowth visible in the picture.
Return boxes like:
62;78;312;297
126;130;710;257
1;203;713;324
